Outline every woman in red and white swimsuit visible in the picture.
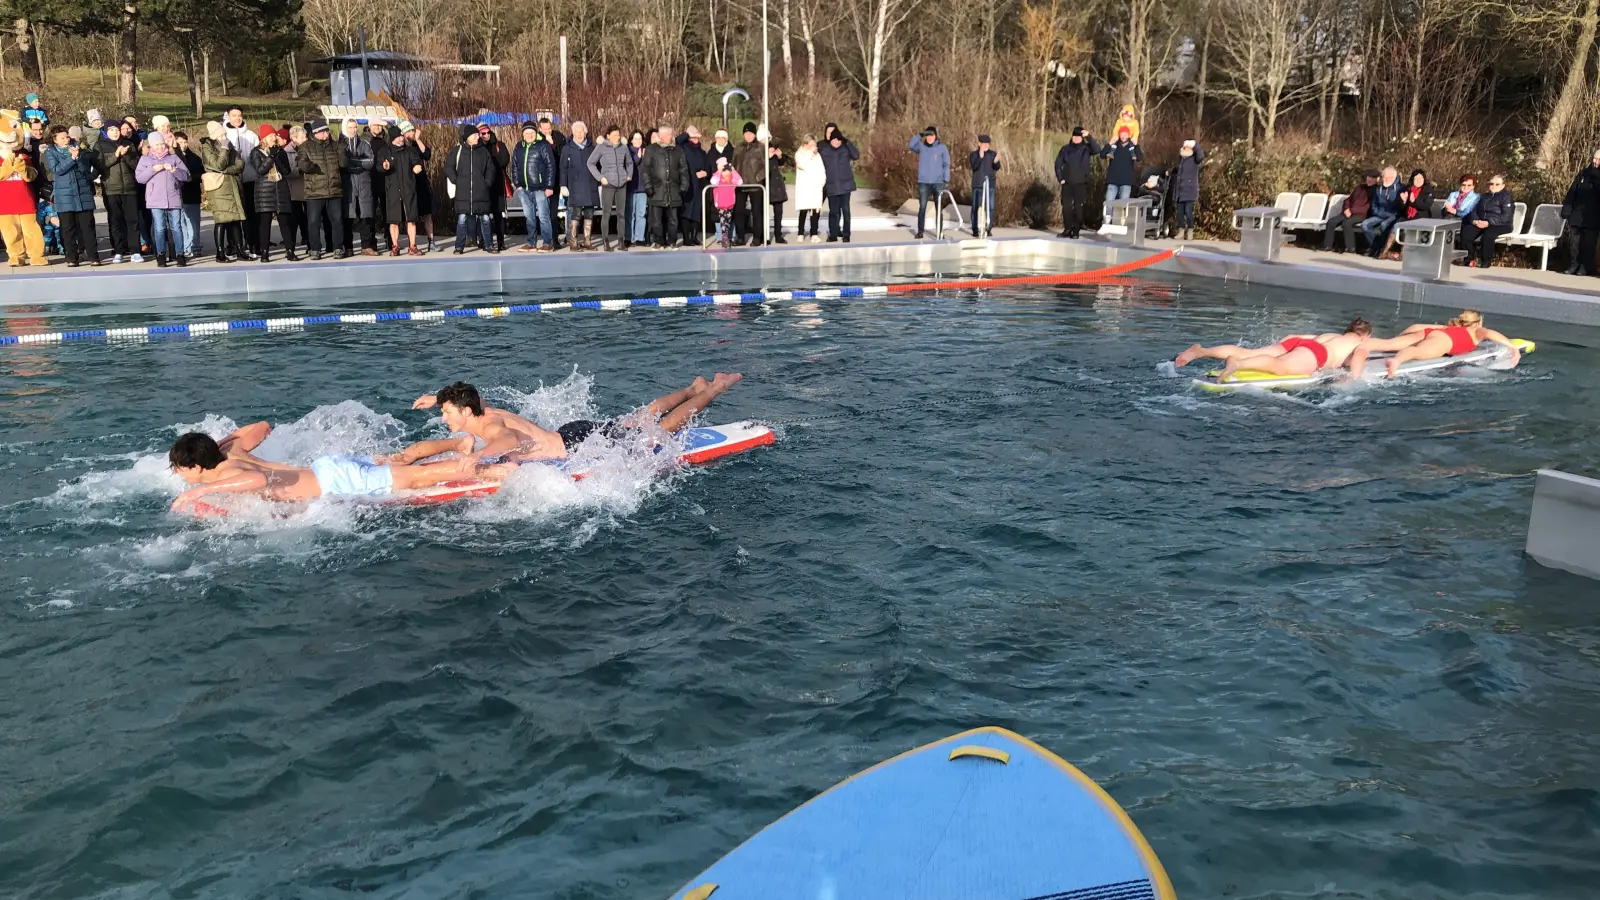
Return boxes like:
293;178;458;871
1345;309;1520;378
1175;318;1374;379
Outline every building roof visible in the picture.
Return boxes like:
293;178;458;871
313;50;434;68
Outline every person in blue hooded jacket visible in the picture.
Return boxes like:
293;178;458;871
908;125;950;238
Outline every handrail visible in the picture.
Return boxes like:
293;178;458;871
935;188;964;240
700;181;771;249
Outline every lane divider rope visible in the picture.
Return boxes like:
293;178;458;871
0;249;1176;347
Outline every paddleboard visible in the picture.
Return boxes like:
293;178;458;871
668;726;1176;900
1190;338;1534;392
187;420;774;518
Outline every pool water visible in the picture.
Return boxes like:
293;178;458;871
2;268;1598;899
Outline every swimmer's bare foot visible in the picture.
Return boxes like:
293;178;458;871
1174;344;1203;367
713;372;743;388
1385;358;1400;378
1217;361;1240;382
691;376;710;393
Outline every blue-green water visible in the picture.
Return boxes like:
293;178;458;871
2;267;1598;899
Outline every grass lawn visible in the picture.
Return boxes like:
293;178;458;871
13;67;321;130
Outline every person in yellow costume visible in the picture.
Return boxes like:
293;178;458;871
1110;105;1140;144
0;117;48;266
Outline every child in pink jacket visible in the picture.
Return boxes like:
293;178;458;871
709;157;742;248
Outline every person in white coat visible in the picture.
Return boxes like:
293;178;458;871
793;134;826;242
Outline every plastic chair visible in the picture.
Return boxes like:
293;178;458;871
1287;193;1328;228
1494;202;1527;245
1500;204;1565;269
1272;192;1302;217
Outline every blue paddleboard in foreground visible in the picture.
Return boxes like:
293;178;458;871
669;726;1176;900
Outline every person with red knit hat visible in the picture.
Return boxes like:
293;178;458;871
249;122;297;262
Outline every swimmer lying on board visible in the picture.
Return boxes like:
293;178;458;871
167;424;482;512
1173;318;1373;379
385;373;744;468
1343;309;1519;378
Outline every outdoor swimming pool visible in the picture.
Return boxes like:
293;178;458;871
2;264;1597;899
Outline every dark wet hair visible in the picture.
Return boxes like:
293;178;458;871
1346;317;1373;337
170;433;225;470
436;381;484;416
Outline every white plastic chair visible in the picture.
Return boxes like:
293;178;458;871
1326;194;1348;221
1272;192;1302;217
1501;203;1565;269
1288;193;1328;228
1494;202;1528;245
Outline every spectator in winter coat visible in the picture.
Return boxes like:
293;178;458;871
43;125;102;266
510;121;557;252
403;123;437;252
793;135;825;242
1053;128;1100;238
709;157;743;249
1378;169;1433;259
642;124;689;248
1322;170;1380;253
560;121;600;251
818;130;859;242
908;125;952;238
340;118;379;255
174;132;204;257
1462;175;1514;268
968;135;999;238
222;108;261;246
201;120;249;263
445;123;498;253
1442;174;1479;220
628;129;649;246
479;123;510;252
587;124;634;251
1362;167;1402;258
768;146;788;244
677;126;712;243
366;119;390;245
134;131;190;267
375;126;426;255
1169;140;1204;240
99;125;144;262
1098;129;1142;223
731;121;768;246
1561;152;1600;276
248;125;296;262
297;120;348;258
281;126;307;257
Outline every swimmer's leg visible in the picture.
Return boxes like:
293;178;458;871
379;435;473;466
1384;334;1451;376
643;376;712;416
389;457;486;490
658;373;742;434
1175;343;1277;366
1219;351;1316;380
219;421;272;454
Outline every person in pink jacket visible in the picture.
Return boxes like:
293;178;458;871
134;131;192;267
708;157;742;249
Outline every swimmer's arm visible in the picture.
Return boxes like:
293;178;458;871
380;435;472;465
1354;335;1424;352
412;394;437;409
171;470;269;510
472;423;523;461
1481;328;1521;365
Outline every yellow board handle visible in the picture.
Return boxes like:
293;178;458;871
948;745;1010;764
683;885;718;900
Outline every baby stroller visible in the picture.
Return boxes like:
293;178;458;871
1136;164;1172;239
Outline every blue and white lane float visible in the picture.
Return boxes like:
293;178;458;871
668;726;1177;900
0;251;1178;347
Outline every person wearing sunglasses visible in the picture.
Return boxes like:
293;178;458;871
1461;175;1514;268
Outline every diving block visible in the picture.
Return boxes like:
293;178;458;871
1525;469;1600;581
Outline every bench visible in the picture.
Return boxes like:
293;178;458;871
1394;217;1465;280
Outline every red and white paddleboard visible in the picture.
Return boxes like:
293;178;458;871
188;421;775;519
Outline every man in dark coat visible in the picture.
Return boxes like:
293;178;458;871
1562;150;1600;276
767;145;788;244
1053;127;1099;238
445;123;497;253
677;125;711;243
731;121;767;245
339;118;378;255
817;129;859;242
296;119;348;259
538;118;567;247
559;121;600;250
1322;170;1379;254
969;135;1000;238
375;126;426;254
510;121;557;252
365;119;390;250
642;124;690;248
477;123;510;251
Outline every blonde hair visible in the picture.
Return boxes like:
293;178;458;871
1450;309;1483;328
290;125;308;142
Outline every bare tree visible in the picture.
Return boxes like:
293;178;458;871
1020;0;1089;151
1101;0;1179;117
839;0;924;125
1509;0;1600;169
1213;0;1324;147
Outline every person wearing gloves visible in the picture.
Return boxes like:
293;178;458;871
133;131;191;267
43;124;102;266
1098;126;1142;223
586;124;634;251
819;129;859;242
510;121;557;252
708;156;743;249
200;119;249;262
375;124;427;255
248;124;296;262
731;121;767;246
969;135;999;238
793;134;825;242
908;125;950;239
642;123;690;248
445;123;497;254
559;121;600;250
296;118;349;259
1169;138;1205;241
767;144;788;244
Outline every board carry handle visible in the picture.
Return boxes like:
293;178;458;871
682;885;718;900
947;745;1010;764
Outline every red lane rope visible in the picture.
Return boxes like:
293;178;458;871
885;248;1178;293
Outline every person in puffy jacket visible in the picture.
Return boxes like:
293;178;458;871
510;121;557;251
587;124;634;251
1169;139;1204;241
296;120;348;258
793;135;825;242
174;131;205;257
99;126;143;262
731;121;767;245
1098;128;1142;224
201;120;249;262
818;130;858;242
1053;127;1099;238
767;145;788;244
477;123;510;251
1462;175;1513;268
43;125;102;266
340;118;378;255
560;121;600;250
1561;151;1600;276
628;129;649;246
134;131;190;266
642;124;689;248
375;125;426;255
677;126;711;243
709;157;743;249
248;126;296;262
445;123;497;254
908;125;951;238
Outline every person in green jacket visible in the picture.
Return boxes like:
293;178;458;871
201;120;249;262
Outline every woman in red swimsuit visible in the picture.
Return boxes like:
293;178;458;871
1345;309;1520;378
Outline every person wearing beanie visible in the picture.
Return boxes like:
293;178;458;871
401;121;437;252
82;110;104;155
134;130;192;266
1052;126;1099;238
444;122;496;253
818;127;858;242
731;121;767;246
1098;125;1142;225
365;117;392;250
22;93;48;127
969;134;1000;238
248;124;296;262
201;119;249;262
510;120;557;251
767;142;788;244
907;124;950;239
374;124;426;254
296;118;348;258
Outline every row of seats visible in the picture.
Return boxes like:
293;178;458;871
1271;191;1566;269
